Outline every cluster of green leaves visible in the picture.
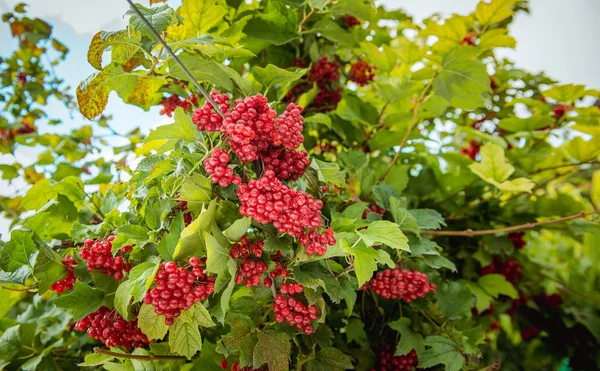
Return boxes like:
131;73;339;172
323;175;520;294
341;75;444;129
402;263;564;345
1;0;600;370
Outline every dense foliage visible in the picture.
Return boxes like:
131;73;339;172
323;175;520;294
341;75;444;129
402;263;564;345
1;0;600;370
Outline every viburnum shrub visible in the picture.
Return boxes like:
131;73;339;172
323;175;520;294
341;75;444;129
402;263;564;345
1;1;600;370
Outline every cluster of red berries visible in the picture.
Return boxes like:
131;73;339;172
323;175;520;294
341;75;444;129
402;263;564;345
461;140;480;160
552;104;566;119
230;237;268;287
313;87;342;112
262;148;310;181
50;256;78;294
508;232;526;249
175;199;193;226
535;293;561;311
461;32;477;46
481;257;523;285
204;148;242;187
370;345;418;371
79;236;132;280
363;204;386;219
269;251;290;279
299;228;336;255
160;94;198;117
508;295;528;316
521;326;539;340
237;171;334;255
0;123;36;141
193;90;231;132
74;306;149;350
273;283;318;335
343;15;361;28
143;259;215;325
283;82;311;104
365;268;437;302
349;60;375;86
310;57;340;88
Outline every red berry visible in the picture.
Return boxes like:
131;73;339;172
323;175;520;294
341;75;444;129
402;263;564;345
367;267;436;302
343;16;361;28
189;256;200;267
74;307;149;350
220;359;228;370
349;60;375;86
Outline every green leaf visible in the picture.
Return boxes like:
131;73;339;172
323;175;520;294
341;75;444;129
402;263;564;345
0;164;19;180
331;0;376;21
423;255;457;272
477;274;518;299
372;184;398;210
115;224;149;244
180;173;212;205
0;229;37;272
0;325;21;369
310;159;346;187
437;282;475;321
55;281;105;320
543;83;588;103
137;303;169;340
408;209;446;230
126;4;179;40
157;212;184;261
304;347;354;371
475;0;519;25
168;56;233;91
433;47;491;109
498;115;554;132
304;113;332;129
478;28;516;49
592;171;600;208
78;353;115;367
357;221;409;251
309;19;354;46
419;336;464;371
145;107;200;152
252;65;305;92
389;318;425;356
169;318;202;359
114;261;158;318
33;242;66;294
341;239;391;288
219;313;257;366
308;0;329;10
173;200;217;260
469;143;514;183
223;217;251;242
243;2;298;46
390;198;420;236
169;0;226;38
179;302;216;328
253;331;291;371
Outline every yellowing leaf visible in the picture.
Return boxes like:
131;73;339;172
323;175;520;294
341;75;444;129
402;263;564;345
592;171;600;208
564;136;600;162
138;303;168;340
469;143;514;184
478;28;516;49
475;0;519;26
495;178;534;193
167;0;227;41
168;318;202;359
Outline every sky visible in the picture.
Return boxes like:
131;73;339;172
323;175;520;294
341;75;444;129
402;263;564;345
0;0;599;237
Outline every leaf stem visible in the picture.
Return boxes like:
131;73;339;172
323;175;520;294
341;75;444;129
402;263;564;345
528;159;598;175
334;265;354;279
421;209;599;237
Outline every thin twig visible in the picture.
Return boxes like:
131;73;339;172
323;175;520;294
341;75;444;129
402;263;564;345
334;265;354;279
298;9;317;33
94;347;195;361
421;209;599;237
124;0;224;118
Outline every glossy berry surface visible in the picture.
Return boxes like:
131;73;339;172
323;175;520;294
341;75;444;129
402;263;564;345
370;345;418;371
192;90;230;132
79;236;132;280
74;306;149;350
204;148;242;187
273;284;318;335
230;237;268;287
50;256;78;294
367;267;436;302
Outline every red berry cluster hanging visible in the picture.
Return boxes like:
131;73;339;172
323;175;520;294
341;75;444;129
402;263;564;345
299;228;335;255
349;60;375;86
521;326;539;340
481;257;523;284
236;171;335;255
204;148;242;187
50;256;78;294
363;204;386;219
370;345;418;371
461;140;480;160
343;15;361;28
262;148;310;181
74;306;149;350
143;259;215;325
79;236;132;280
309;57;342;112
160;94;198;117
230;237;268;287
366;267;436;302
273;283;318;335
192;90;231;132
508;232;526;249
552;104;566;119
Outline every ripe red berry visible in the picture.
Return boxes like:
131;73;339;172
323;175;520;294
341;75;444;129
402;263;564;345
313;87;342;112
74;306;149;350
50;256;78;294
189;256;200;267
521;326;539;340
192;90;230;131
349;60;375;86
367;267;436;302
309;57;340;89
220;359;228;370
461;32;477;46
79;237;131;279
552;104;566;119
370;345;418;371
160;94;197;117
460;140;480;160
481;257;522;284
143;261;215;324
230;237;268;287
262;148;310;181
273;283;318;334
204;148;242;187
343;15;361;28
508;232;526;249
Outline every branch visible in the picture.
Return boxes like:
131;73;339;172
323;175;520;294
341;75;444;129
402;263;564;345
297;8;317;33
366;76;436;199
421;209;599;237
334;265;354;279
93;348;195;361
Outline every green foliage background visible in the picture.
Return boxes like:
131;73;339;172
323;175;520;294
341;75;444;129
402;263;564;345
1;0;599;370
